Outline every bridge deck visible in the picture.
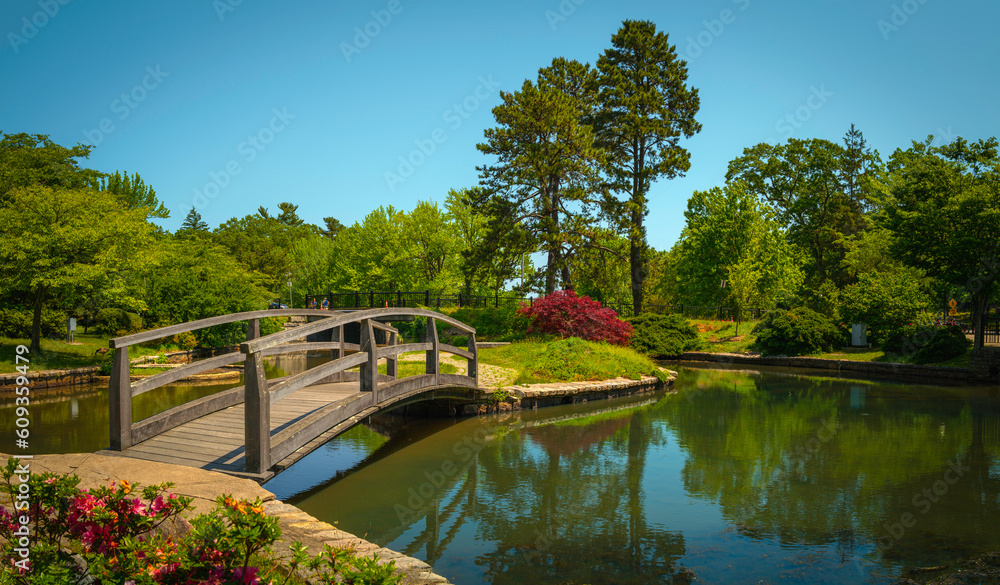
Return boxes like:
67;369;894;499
119;382;362;479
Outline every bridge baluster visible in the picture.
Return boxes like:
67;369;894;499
387;330;398;379
360;319;378;402
245;352;270;474
246;318;260;341
109;346;133;450
425;317;439;376
468;332;478;386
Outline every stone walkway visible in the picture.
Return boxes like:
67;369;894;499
398;351;517;389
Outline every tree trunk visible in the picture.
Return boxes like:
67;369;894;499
545;246;557;295
629;208;644;317
31;285;46;354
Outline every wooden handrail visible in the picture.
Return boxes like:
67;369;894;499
240;308;475;355
110;309;352;348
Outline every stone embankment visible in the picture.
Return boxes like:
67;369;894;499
678;351;999;384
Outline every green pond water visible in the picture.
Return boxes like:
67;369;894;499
263;365;1000;585
8;359;1000;583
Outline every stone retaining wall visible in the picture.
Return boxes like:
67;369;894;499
678;352;997;384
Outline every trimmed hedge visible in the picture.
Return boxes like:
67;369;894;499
751;307;843;356
95;308;143;336
626;313;702;357
912;326;970;364
0;308;67;338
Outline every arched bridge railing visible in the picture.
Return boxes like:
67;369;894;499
107;308;478;474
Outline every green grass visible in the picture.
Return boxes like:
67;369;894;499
478;337;665;385
0;332;180;374
691;319;760;354
686;318;973;367
371;359;458;378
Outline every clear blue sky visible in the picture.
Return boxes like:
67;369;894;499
2;0;997;251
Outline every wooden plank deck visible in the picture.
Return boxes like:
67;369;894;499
119;382;362;480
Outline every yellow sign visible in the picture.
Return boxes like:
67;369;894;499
949;298;958;316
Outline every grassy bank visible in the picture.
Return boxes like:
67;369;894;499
688;318;973;367
478;337;666;385
0;332;181;374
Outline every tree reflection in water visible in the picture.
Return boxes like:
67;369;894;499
290;366;1000;584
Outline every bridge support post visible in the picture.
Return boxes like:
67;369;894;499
246;318;260;341
334;325;344;382
109;347;132;450
386;330;398;379
245;352;270;474
360;319;378;402
426;317;439;378
468;332;478;387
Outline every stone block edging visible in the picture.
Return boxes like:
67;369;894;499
677;352;989;383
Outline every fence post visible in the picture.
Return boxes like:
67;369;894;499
468;332;478;387
425;317;439;377
369;291;375;307
425;290;430;307
397;290;402;308
359;319;378;402
244;351;270;474
495;291;499;308
354;291;359;308
108;346;132;450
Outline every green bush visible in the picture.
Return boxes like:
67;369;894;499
751;307;843;356
449;304;531;342
912;326;970;364
626;313;702;357
0;308;67;338
95;308;143;336
881;324;937;355
194;316;285;349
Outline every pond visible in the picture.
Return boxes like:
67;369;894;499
262;364;1000;585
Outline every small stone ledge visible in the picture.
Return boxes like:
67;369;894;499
262;499;454;585
678;352;994;383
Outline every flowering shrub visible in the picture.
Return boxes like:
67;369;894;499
517;290;633;345
0;459;401;585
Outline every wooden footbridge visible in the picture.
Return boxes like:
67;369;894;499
106;308;480;480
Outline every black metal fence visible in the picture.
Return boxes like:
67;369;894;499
303;290;765;321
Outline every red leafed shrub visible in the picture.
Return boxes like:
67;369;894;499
517;290;633;345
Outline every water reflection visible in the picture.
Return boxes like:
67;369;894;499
285;366;1000;584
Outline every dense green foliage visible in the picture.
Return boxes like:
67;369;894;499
838;270;929;346
626;313;702;357
95;308;143;336
0;308;65;338
751;308;843;356
449;305;531;342
911;326;971;365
